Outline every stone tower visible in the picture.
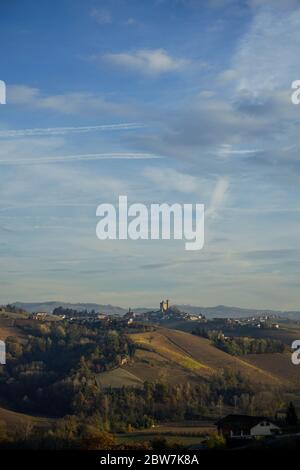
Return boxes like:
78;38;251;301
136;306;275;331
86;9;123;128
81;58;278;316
160;299;169;313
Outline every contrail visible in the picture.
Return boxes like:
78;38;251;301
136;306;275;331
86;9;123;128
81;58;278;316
0;152;163;165
0;123;145;138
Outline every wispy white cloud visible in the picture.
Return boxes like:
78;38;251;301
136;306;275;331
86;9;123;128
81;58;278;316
206;177;229;217
8;85;132;115
199;90;216;98
123;17;140;27
217;144;263;158
143;167;199;193
103;48;189;76
248;0;298;9
0;123;145;138
90;7;112;25
217;69;238;83
232;4;300;94
0;152;162;166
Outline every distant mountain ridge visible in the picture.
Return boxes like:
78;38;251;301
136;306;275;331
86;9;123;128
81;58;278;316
176;304;280;317
176;304;300;320
12;301;127;316
10;301;300;319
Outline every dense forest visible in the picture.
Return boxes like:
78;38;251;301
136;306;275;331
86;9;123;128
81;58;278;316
0;320;136;416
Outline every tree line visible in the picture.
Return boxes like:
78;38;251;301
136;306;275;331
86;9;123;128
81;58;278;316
193;328;285;355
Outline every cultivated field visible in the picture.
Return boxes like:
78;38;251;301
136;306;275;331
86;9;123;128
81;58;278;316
96;367;144;388
240;352;300;388
127;328;284;386
0;317;24;340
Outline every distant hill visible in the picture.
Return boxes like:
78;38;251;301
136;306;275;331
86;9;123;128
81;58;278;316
10;301;300;318
175;304;300;319
11;301;127;316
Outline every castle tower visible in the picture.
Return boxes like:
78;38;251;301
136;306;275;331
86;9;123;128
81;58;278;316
160;299;170;313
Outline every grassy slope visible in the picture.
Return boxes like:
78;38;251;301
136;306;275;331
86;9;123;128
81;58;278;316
0;406;55;429
240;352;300;388
96;368;144;388
126;327;289;386
0;316;24;341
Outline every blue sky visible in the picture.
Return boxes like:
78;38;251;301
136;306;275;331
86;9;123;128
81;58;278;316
0;0;300;309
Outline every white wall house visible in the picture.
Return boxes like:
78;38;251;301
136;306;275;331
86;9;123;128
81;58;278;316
250;420;280;437
218;414;282;439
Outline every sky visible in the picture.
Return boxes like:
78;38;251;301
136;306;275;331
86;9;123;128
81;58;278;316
0;0;300;309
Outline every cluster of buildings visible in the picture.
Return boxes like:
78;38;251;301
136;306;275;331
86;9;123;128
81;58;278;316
28;300;208;327
137;300;206;323
213;315;280;330
29;303;282;332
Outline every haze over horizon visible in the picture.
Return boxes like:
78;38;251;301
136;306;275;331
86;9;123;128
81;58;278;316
1;0;300;310
6;299;300;314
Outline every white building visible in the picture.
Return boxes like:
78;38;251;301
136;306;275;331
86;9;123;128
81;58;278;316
217;414;281;439
250;420;280;437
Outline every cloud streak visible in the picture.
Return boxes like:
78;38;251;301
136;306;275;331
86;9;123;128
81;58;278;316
0;152;163;166
206;177;229;218
0;123;145;138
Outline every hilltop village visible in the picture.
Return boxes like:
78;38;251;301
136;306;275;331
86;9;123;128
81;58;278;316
28;299;281;332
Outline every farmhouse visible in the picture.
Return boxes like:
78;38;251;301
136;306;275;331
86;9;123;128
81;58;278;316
217;414;281;439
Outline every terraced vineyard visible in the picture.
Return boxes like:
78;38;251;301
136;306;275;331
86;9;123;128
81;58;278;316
123;328;287;386
240;352;300;388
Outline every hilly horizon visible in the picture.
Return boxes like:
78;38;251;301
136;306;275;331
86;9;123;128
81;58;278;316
9;301;300;319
